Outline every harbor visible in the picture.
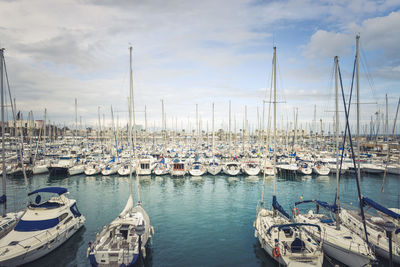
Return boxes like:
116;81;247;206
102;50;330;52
2;171;400;267
1;1;400;266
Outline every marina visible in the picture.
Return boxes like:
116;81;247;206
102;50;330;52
0;171;398;266
1;1;400;266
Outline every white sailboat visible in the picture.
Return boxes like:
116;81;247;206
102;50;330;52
241;159;261;176
294;57;375;267
254;47;324;266
207;157;222;175
188;159;207;176
222;160;241;176
88;47;153;266
338;35;400;264
153;157;171;176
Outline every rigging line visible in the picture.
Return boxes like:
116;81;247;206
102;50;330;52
359;43;377;101
338;62;370;246
336;56;356;193
381;97;400;193
3;54;29;191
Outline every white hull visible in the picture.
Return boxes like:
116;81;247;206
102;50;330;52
340;209;400;264
85;168;101;176
68;165;85;176
154;168;169;175
243;167;261;176
387;166;400;175
189;169;206;176
312;166;330;176
223;163;241;176
137;169;152;176
171;170;186;177
32;165;48;175
207;165;221;175
262;167;275;176
101;168;118;176
0;222;84;266
323;240;372;267
295;213;375;267
118;167;133;176
297;167;312;175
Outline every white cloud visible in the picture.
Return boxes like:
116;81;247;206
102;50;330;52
302;30;353;59
0;0;399;130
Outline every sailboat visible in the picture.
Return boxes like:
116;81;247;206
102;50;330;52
207;103;222;176
88;47;153;266
254;47;324;266
293;56;375;267
337;35;400;264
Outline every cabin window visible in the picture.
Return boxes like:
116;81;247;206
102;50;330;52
14;218;59;232
59;213;68;222
64;217;73;225
141;163;149;169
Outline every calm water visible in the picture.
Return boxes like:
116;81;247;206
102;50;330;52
4;172;399;267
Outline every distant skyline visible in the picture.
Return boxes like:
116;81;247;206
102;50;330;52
0;0;399;134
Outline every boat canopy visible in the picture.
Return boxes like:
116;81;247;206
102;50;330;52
272;196;291;219
28;187;68;196
295;199;338;213
362;196;400;220
266;223;321;235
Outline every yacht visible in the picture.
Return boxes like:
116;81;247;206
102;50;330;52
0;187;85;266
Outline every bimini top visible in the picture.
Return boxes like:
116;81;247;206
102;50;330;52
28;187;68;196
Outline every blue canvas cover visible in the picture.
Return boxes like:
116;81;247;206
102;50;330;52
28;187;68;196
362;197;400;220
14;218;59;232
272;196;291;219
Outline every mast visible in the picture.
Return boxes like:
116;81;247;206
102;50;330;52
44;109;47;155
98;107;102;153
229;100;231;149
1;48;6;216
385;94;388;136
273;46;277;199
356;35;361;192
161;100;164;147
75;98;77;145
334;56;340;230
130;46;140;204
196;104;199;143
144;105;147;144
128;47;134;199
111;106;119;162
212;102;215;157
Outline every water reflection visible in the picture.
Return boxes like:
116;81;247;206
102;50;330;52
189;176;204;183
245;176;259;183
29;226;86;267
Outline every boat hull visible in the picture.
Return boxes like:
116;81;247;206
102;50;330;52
0;223;84;266
48;167;69;177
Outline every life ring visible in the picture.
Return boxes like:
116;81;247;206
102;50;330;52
292;207;299;216
273;245;280;258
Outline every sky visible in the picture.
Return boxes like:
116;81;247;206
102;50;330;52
0;0;399;134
